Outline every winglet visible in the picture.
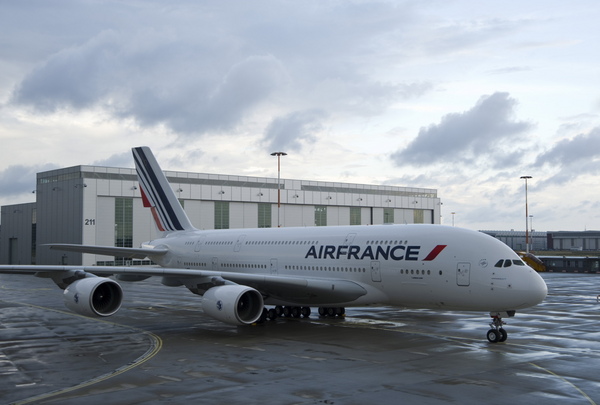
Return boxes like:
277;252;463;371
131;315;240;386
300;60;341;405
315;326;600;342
132;147;196;233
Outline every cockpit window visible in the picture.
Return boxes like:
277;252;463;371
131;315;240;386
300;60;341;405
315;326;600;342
495;259;526;268
494;259;525;267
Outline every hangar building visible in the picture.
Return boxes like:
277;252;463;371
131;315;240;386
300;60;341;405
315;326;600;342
0;164;441;266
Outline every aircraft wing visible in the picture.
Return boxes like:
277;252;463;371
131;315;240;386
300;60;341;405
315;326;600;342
46;244;169;259
215;272;367;304
0;265;367;304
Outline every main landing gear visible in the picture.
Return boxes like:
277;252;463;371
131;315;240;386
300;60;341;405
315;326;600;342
258;306;346;322
486;311;515;343
318;306;345;317
260;305;312;322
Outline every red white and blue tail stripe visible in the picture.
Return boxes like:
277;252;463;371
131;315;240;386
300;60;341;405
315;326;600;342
132;146;196;233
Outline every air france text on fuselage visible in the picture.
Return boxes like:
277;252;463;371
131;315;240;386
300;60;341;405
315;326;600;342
304;244;447;261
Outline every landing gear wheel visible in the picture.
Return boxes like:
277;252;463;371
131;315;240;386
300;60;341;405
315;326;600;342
318;307;326;316
487;311;513;343
283;306;292;317
267;308;277;320
291;307;301;318
301;307;311;318
487;329;501;343
275;306;283;316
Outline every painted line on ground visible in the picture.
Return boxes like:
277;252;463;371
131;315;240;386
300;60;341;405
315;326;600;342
2;300;163;405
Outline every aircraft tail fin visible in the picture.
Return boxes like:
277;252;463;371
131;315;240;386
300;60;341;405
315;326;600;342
132;146;196;233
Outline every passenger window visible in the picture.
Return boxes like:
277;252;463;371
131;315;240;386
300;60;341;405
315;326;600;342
495;260;504;268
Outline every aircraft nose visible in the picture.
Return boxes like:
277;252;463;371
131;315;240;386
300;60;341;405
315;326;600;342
527;270;548;306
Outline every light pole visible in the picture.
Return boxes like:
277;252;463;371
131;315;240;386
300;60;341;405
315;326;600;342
451;212;456;227
271;152;287;227
520;175;532;253
529;215;534;250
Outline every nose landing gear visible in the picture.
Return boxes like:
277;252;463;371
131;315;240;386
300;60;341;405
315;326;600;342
486;311;515;343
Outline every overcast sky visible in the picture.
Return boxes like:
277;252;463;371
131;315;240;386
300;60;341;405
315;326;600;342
1;0;599;232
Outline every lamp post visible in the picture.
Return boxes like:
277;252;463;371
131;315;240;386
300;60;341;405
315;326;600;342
271;152;287;227
520;176;532;253
529;215;534;249
451;212;456;227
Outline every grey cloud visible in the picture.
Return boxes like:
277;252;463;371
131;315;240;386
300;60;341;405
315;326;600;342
418;18;524;56
397;82;434;98
263;110;327;152
92;152;133;168
120;53;288;134
164;149;206;172
532;127;600;187
390;92;532;168
197;55;288;131
11;28;288;135
0;163;57;197
6;2;526;141
11;30;121;111
534;128;600;167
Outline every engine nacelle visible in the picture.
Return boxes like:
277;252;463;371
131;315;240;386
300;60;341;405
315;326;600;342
64;277;123;317
202;285;264;325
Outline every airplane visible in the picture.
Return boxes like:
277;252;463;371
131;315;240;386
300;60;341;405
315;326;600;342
0;146;547;343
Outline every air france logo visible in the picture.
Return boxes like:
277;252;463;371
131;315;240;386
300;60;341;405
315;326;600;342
74;293;79;304
216;300;223;311
305;244;447;261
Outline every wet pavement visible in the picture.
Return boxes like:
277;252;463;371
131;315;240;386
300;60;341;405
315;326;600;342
1;273;600;405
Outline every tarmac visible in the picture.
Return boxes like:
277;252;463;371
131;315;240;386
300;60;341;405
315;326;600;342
1;272;600;405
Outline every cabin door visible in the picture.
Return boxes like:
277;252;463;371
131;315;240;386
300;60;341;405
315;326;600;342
270;259;278;275
194;236;205;252
370;261;382;282
343;233;357;245
234;235;246;252
457;262;471;286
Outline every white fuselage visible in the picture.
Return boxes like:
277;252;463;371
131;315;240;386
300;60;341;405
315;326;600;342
146;224;547;312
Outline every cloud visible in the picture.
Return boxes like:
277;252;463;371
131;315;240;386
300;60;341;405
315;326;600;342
120;53;288;134
486;66;532;75
532;127;600;187
11;30;122;111
92;152;133;168
0;163;57;197
10;29;288;135
390;92;532;168
262;109;327;152
6;1;490;141
534;128;600;167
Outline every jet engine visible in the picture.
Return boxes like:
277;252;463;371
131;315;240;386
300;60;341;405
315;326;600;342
202;285;264;325
63;277;123;317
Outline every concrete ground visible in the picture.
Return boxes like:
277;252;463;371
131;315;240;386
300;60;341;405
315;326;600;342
1;273;599;405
